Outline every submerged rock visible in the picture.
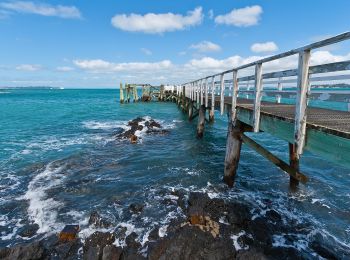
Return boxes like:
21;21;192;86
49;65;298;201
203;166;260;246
18;223;39;238
88;211;112;228
129;203;144;214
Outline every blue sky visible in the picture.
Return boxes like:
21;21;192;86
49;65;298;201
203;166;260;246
1;0;350;88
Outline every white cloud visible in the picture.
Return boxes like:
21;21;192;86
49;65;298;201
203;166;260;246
111;7;203;34
251;41;278;53
310;50;350;65
56;66;74;72
0;1;82;19
190;41;221;53
73;59;172;73
16;64;41;71
215;5;262;27
141;48;152;56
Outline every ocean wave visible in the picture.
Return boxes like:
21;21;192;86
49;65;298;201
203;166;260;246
21;163;66;234
82;120;130;131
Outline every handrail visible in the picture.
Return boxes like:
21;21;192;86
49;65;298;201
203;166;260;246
181;32;350;158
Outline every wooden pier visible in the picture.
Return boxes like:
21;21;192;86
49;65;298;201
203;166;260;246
121;32;350;189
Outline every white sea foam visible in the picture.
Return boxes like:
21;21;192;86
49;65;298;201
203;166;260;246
21;163;66;234
82;120;130;131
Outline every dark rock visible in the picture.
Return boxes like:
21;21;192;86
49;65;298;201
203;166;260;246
54;239;82;259
264;246;303;260
148;228;159;242
88;211;112;228
236;248;268;260
148;225;236;260
83;232;115;260
0;241;45;260
18;224;39;238
121;232;145;260
129;203;144;214
248;217;274;248
266;210;282;223
102;245;122;260
310;241;338;260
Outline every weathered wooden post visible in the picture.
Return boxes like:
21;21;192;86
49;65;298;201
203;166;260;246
126;84;130;103
253;63;263;132
220;73;225;115
224;115;245;187
197;105;206;138
209;76;215;122
289;143;300;188
120;83;124;103
188;100;193;121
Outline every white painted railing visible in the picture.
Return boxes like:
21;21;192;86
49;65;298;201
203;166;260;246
181;32;350;157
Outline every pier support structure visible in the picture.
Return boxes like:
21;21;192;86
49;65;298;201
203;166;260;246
197;105;206;138
188;100;193;121
224;118;245;187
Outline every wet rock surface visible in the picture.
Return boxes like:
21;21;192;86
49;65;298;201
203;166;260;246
1;191;347;260
115;117;169;142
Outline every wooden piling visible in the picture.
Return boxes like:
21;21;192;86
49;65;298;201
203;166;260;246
197;105;206;138
188;101;193;121
120;83;124;103
224;118;244;187
289;143;300;188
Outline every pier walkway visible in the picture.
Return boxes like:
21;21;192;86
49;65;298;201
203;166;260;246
122;32;350;188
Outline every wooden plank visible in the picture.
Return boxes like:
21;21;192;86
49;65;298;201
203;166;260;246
231;70;238;120
253;63;263;132
241;134;308;183
294;50;311;156
220;73;225;115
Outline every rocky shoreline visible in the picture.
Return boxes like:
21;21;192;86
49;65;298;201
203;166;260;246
1;190;344;260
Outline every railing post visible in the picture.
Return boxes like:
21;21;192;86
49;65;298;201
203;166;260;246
205;77;209;107
196;80;199;104
210;76;215;122
253;63;263;132
294;50;311;156
200;79;204;106
231;70;238;120
220;73;225;115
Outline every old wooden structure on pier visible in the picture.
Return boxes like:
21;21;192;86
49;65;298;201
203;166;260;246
122;32;350;188
120;83;177;103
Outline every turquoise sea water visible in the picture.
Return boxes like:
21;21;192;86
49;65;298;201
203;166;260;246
0;88;350;257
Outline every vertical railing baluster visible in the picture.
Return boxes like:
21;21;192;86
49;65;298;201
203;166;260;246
220;73;225;115
294;50;311;156
211;76;215;109
205;77;208;107
253;63;263;132
231;70;238;120
200;79;203;105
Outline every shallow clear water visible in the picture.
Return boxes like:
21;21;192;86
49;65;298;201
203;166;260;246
0;88;349;257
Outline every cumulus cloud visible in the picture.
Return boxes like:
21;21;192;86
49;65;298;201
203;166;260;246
190;41;221;53
16;64;41;71
141;48;152;55
111;7;203;34
0;1;82;19
73;59;172;73
215;5;262;27
251;42;278;53
56;66;74;72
